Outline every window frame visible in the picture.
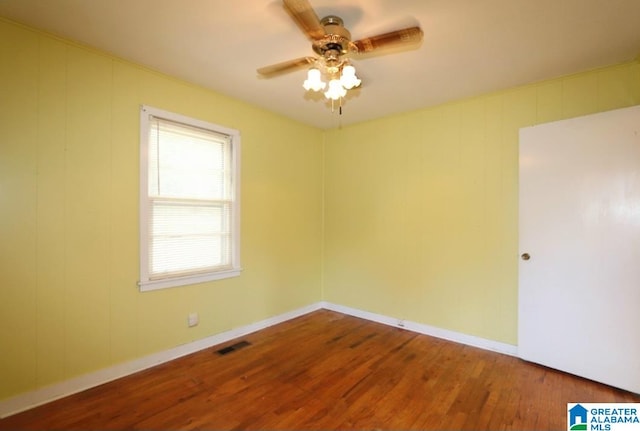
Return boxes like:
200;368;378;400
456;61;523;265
138;105;241;292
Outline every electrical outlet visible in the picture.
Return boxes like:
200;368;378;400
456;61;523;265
188;312;199;327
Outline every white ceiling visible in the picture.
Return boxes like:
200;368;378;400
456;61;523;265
1;0;639;129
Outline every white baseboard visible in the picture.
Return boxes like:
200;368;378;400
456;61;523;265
320;302;518;357
1;300;518;419
0;302;323;419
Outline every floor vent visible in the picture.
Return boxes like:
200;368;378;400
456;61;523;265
216;340;251;355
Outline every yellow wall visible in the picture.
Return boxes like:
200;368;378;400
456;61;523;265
0;18;323;400
323;61;640;345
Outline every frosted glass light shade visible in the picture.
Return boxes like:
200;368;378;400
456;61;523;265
340;65;361;90
324;79;347;100
303;68;326;92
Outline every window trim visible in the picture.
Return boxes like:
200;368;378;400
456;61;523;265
138;105;241;291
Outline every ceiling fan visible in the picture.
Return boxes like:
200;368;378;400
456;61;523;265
257;0;423;104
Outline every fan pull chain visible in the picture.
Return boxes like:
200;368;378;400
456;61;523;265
330;98;344;116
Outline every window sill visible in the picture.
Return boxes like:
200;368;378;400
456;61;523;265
138;268;242;292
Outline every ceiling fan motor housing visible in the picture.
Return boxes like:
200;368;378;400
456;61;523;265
312;15;352;57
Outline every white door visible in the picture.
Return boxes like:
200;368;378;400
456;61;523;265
518;105;640;394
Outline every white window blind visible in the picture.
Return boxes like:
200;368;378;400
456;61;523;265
139;106;241;291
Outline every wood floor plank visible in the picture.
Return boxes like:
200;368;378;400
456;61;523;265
1;309;638;430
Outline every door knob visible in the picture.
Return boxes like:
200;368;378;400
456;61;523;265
521;253;531;261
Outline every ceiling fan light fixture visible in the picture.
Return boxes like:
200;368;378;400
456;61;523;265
302;67;326;91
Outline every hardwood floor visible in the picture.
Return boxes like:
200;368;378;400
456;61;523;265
1;310;638;430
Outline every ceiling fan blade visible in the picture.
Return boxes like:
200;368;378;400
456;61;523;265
283;0;325;40
352;26;423;53
257;56;316;76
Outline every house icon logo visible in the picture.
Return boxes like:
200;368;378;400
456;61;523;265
569;404;588;430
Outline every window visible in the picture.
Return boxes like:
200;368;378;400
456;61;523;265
139;105;241;291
